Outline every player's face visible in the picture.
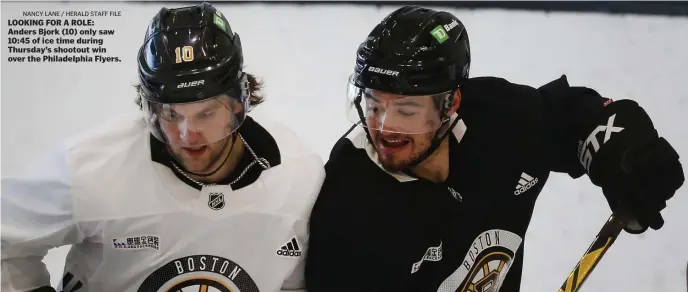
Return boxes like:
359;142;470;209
166;134;234;174
365;90;442;172
158;97;238;174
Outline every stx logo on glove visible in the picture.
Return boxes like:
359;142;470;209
578;114;624;172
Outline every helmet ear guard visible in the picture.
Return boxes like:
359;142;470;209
437;88;457;119
233;33;242;60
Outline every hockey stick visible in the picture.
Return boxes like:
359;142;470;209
558;207;632;292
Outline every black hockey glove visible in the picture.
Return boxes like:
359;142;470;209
581;100;684;234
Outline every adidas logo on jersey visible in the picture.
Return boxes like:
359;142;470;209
514;172;538;195
276;236;302;257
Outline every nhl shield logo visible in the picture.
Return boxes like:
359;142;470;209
208;192;225;210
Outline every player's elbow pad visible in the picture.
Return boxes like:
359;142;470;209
576;99;658;187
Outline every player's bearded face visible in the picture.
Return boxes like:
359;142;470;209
363;91;442;172
371;129;436;172
157;97;239;174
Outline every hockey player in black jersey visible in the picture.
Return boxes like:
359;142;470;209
304;5;684;292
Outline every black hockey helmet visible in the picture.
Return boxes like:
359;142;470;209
352;5;470;96
346;6;471;169
137;2;250;147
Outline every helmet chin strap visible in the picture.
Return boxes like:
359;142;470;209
401;116;460;176
169;131;238;178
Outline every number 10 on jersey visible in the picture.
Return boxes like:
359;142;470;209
175;46;194;63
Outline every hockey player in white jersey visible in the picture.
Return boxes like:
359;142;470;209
1;3;324;292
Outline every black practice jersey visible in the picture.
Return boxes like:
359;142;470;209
305;75;618;292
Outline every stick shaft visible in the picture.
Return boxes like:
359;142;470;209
558;210;629;292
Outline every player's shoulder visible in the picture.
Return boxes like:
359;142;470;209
62;112;149;172
326;124;369;170
325;124;422;183
461;76;540;112
63;111;147;154
248;113;324;171
461;75;576;108
459;75;575;126
32;113;156;218
62;113;158;195
248;114;325;210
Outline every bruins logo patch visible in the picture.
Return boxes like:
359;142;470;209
437;229;523;292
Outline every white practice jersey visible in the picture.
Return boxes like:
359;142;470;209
1;113;325;292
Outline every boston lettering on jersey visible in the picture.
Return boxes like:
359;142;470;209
138;255;259;292
437;229;523;291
